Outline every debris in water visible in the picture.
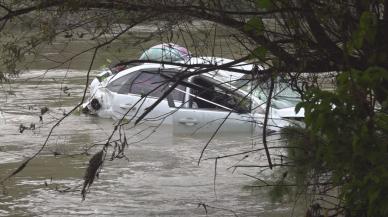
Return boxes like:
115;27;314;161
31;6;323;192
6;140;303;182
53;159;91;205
19;124;26;133
64;32;73;38
19;123;36;133
62;86;70;92
40;107;49;115
81;150;105;200
62;86;70;96
77;32;85;38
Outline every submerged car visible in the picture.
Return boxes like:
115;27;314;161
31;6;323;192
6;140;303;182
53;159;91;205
89;43;191;95
82;57;303;135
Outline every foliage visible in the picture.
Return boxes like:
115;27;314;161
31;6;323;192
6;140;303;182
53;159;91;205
1;0;388;216
249;1;388;216
279;66;388;216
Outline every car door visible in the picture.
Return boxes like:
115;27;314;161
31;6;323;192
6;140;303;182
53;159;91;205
107;69;185;125
171;76;255;135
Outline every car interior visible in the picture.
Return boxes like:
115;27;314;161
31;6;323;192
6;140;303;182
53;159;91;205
189;76;251;113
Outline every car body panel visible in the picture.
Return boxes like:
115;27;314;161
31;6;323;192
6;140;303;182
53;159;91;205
172;107;255;135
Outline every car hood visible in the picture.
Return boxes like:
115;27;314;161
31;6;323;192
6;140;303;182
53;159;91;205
276;107;304;118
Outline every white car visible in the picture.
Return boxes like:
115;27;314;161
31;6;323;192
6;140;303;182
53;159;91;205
82;58;302;135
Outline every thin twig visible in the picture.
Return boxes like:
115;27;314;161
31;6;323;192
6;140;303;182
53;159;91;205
262;74;275;169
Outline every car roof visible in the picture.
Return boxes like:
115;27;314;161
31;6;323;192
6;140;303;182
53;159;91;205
102;59;266;108
105;57;258;91
106;63;180;82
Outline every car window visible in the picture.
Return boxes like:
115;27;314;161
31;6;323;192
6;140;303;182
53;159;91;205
128;72;165;96
106;72;139;93
255;83;301;109
139;48;184;62
108;70;185;102
188;76;251;113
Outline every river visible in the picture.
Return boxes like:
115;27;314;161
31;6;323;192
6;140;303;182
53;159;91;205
0;30;304;216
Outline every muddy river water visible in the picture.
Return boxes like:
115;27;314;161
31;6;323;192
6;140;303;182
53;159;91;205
0;34;304;216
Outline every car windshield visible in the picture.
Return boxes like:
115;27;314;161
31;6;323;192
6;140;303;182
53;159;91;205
240;82;301;109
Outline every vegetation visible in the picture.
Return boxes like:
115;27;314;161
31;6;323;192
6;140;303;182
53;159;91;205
1;0;388;216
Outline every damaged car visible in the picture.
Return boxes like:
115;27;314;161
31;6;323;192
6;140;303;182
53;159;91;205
82;57;303;135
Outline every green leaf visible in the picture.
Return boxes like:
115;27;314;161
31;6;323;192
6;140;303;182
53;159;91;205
351;11;378;49
352;31;364;49
295;102;303;113
251;46;267;59
256;0;272;9
368;187;380;215
244;17;264;34
360;11;377;43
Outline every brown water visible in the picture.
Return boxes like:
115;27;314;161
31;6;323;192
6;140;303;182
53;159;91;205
0;30;304;216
